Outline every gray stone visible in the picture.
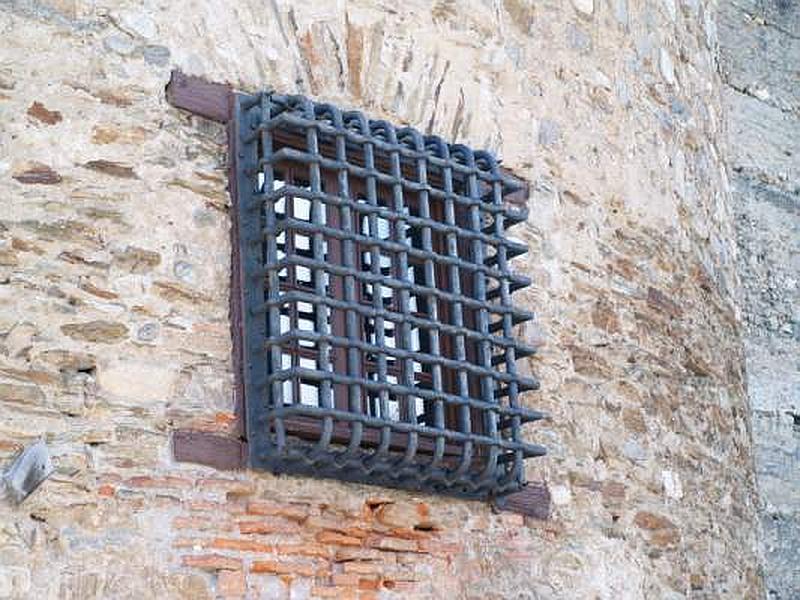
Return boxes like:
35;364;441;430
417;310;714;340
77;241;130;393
136;322;159;342
537;119;561;147
718;1;800;114
721;0;800;593
725;89;800;184
142;45;170;67
623;438;647;463
104;34;136;56
173;261;194;282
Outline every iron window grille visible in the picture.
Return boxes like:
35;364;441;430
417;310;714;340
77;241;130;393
233;90;545;500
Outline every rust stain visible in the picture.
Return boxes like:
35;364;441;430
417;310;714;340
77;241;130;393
345;15;364;100
12;162;62;185
153;280;212;304
297;29;322;94
93;89;133;107
26;101;62;125
83;160;137;179
65;80;135;107
91;125;149;145
79;279;119;300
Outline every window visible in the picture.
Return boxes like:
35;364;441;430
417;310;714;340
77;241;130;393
230;91;545;499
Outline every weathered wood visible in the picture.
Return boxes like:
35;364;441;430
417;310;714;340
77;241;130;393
495;482;551;520
172;430;246;470
165;70;233;123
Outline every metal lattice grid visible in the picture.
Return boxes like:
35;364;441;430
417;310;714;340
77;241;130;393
233;90;545;499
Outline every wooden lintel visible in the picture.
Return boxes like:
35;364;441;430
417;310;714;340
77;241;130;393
172;430;247;470
495;482;551;520
165;70;233;123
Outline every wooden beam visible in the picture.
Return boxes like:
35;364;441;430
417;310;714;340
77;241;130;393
495;482;551;520
172;430;247;470
165;70;233;123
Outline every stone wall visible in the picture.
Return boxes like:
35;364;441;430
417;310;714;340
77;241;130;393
718;1;800;597
0;1;764;598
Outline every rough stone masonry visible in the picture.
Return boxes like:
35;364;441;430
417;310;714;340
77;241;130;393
718;1;800;597
0;0;771;598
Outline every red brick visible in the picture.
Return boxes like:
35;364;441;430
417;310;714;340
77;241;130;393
385;527;428;541
214;411;237;427
342;562;383;576
182;554;242;571
334;548;390;562
316;531;363;547
188;500;222;511
358;577;381;591
238;519;301;535
417;539;462;554
382;580;417;592
210;538;272;553
306;516;369;538
365;535;418;553
276;543;331;559
251;559;327;578
186;500;248;516
246;500;310;522
197;478;256;496
174;516;234;532
98;484;116;497
311;587;357;599
332;573;360;586
217;569;246;598
125;475;193;490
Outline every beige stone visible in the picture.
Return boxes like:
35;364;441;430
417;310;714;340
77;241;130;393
96;358;178;403
61;321;129;343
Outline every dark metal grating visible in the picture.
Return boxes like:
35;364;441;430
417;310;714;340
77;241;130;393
233;89;545;500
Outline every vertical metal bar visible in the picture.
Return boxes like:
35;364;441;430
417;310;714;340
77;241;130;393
408;131;445;472
384;124;419;468
330;108;364;454
262;94;287;452
438;142;473;478
238;93;271;464
461;151;498;487
301;100;334;455
361;119;392;462
491;171;522;489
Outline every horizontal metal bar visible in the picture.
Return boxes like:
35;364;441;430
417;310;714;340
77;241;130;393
265;366;544;421
261;184;527;251
258;250;531;320
265;328;539;390
264;403;547;457
263;217;530;292
253;147;518;216
245;109;525;190
256;289;535;355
